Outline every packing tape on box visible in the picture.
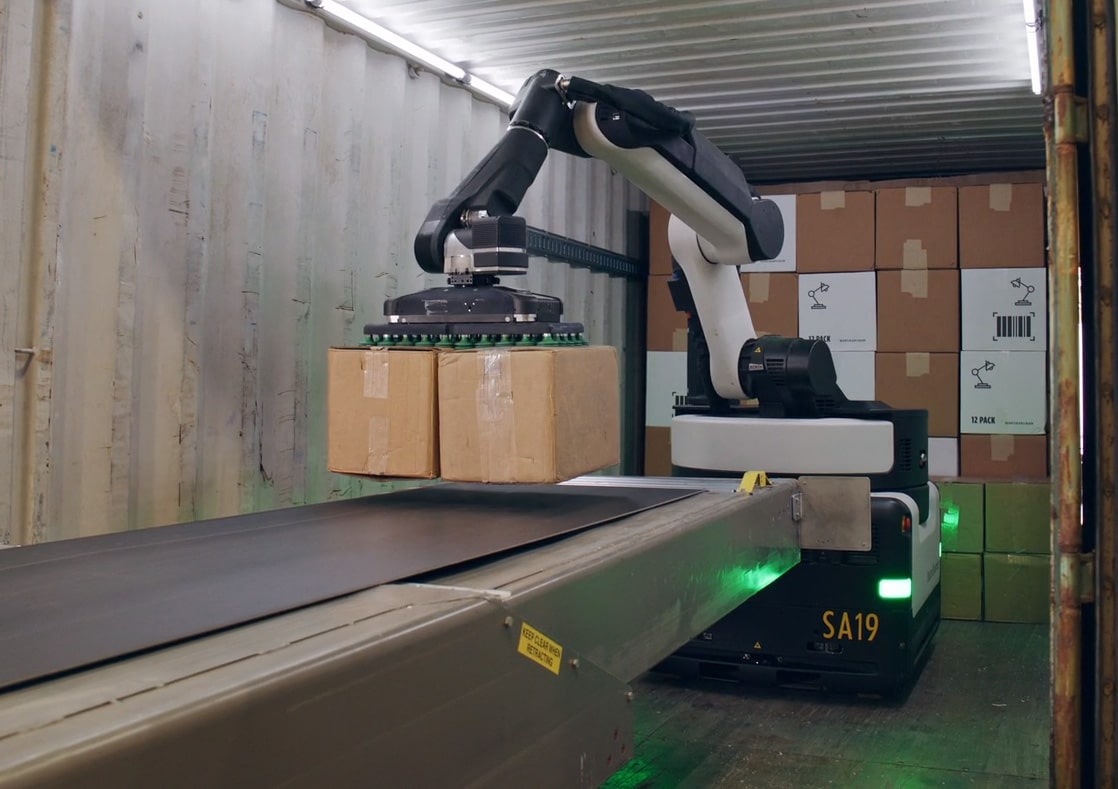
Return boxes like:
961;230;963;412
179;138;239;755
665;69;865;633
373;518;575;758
820;191;846;210
366;415;390;475
905;352;931;377
672;328;688;352
477;350;516;481
902;239;928;270
990;434;1016;462
901;268;929;298
904;187;932;207
362;350;389;399
748;272;771;303
989;183;1014;212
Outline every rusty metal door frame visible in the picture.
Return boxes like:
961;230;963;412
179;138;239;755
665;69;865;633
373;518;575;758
1044;0;1117;786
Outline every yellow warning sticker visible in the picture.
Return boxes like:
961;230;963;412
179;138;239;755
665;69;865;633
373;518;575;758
517;622;563;675
753;641;763;650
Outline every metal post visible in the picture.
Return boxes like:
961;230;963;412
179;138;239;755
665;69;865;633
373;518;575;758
1088;0;1117;783
1045;1;1086;786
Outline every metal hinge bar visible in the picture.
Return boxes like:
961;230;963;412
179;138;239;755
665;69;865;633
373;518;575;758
1054;93;1090;144
1077;551;1096;604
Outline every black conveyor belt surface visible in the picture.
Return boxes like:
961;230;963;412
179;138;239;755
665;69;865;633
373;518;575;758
0;483;698;692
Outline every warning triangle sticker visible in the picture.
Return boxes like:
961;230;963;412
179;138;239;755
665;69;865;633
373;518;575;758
753;641;762;650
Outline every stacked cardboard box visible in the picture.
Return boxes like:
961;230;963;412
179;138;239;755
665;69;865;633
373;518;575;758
958;183;1049;480
642;172;1049;483
795;192;878;399
938;479;1051;623
328;345;621;484
873;186;960;476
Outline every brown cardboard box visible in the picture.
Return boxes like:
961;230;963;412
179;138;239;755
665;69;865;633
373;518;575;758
959;183;1046;268
984;553;1050;623
938;481;984;553
874;353;959;437
327;347;439;479
876;270;960;352
644;426;672;476
941;553;982;620
875;186;959;270
984;482;1052;554
796;191;875;273
742;272;798;337
647;275;687;352
959;434;1048;480
438;346;620;483
650;201;673;277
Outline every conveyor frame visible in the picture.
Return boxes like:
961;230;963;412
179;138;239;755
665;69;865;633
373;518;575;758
0;479;806;788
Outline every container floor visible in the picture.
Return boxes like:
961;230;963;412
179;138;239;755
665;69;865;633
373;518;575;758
605;620;1049;787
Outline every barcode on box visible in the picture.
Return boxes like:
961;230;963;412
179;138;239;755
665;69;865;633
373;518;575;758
993;313;1035;341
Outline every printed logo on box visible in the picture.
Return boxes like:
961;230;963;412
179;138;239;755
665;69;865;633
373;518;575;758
798;272;877;350
991;277;1038;343
962;269;1047;352
959;351;1046;435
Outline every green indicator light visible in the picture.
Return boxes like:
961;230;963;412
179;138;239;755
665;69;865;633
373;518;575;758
878;578;912;600
939;542;943;557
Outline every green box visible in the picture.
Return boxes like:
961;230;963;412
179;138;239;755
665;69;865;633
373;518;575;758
983;553;1050;623
938;482;984;553
941;553;982;620
984;482;1051;554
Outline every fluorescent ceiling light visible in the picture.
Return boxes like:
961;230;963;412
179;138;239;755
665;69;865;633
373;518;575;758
312;0;514;108
1022;0;1041;94
465;76;516;107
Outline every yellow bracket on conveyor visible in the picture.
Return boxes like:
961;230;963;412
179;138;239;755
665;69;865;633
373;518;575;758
737;470;770;495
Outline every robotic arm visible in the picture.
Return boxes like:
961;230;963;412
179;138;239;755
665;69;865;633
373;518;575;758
370;68;852;416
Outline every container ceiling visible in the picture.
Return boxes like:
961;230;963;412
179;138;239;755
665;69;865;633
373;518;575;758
339;0;1045;184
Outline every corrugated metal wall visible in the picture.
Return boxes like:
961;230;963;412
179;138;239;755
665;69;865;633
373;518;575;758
0;0;641;544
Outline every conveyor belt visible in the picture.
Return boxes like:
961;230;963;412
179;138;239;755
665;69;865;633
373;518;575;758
0;482;698;692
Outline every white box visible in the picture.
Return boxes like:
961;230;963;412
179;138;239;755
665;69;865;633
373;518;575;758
646;351;688;428
929;438;959;478
961;268;1047;351
742;193;797;272
960;351;1047;435
798;271;877;351
831;351;876;401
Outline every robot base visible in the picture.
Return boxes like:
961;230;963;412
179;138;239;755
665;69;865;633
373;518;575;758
655;485;942;697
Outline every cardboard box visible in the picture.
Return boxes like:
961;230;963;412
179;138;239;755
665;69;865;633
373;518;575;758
929;437;959;479
647;275;688;352
985;482;1052;554
831;351;876;401
938;481;984;553
438;346;620;484
961;268;1047;351
644;426;672;476
646;351;688;428
796;191;875;273
960;351;1047;434
875;186;958;270
874;353;959;437
959;182;1046;269
984;553;1050;623
798;272;877;351
959;434;1049;480
941;553;982;620
742;272;798;337
327;347;439;479
876;270;960;352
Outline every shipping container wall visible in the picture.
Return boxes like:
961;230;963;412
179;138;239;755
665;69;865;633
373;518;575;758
0;0;642;544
